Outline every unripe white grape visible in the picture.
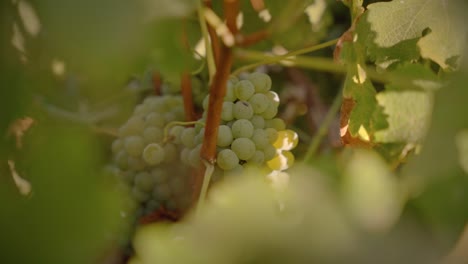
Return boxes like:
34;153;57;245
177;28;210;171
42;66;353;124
221;102;234;121
217;125;233;147
125;136;145;156
263;144;277;161
251;129;269;150
231;119;254;139
181;127;197;148
248;93;269;114
250;115;265;129
188;144;202;168
142;143;165;165
128;156;146;171
168;125;185;144
247;150;265;165
132;186;150;203
145;112;165;127
134;171;154;192
231;138;256;160
202;95;210;110
151;168;169;184
265;128;279;143
115;150;128;170
180;147;191;165
225;80;237;102
143;126;164;144
266;91;280;107
265;118;286;131
163;143;177;163
233;101;254;120
112;139;123;153
261;100;279;119
234;80;255;101
247;72;272;93
217;149;239;170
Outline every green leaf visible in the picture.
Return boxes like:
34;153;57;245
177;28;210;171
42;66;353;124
374;90;433;143
367;0;467;69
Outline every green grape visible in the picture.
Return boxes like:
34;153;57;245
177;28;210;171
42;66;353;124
251;129;269;150
224;164;244;177
247;72;272;93
115;150;129;170
142;143;165;165
266;91;280;107
189;144;202;168
250;115;265;129
261;100;279;119
152;183;172;201
145;199;162;214
119;119;144;137
151;168;169;184
143;126;164;144
164;112;177;123
265;118;286;131
145;112;165;127
134;103;150;116
248;93;269;114
125;136;145;156
247;150;265;165
228;75;240;84
217;149;240;170
168;125;184;144
234;80;255;101
181;127;197;148
231;138;256;160
163;143;177;163
217;125;233;147
180;147;191;165
221;102;234;121
194;128;205;145
231;119;254;139
233;101;254;120
111;139;123;153
128;156;146;171
263;144;277;161
134;171;154;192
132;186;150;203
265;128;279;143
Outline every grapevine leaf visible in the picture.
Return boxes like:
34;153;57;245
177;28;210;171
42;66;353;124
366;0;466;69
375;91;433;144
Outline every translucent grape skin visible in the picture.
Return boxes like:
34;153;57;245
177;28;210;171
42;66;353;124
231;119;254;139
247;72;272;93
142;143;165;165
124;136;145;157
250;115;265;129
233;101;254;120
231;138;256;160
234;80;255;101
217;149;240;170
181;127;197;148
217;125;234;147
221;102;234;121
251;129;269;150
248;93;269;114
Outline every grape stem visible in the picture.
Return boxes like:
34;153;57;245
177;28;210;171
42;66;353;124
196;160;215;214
197;0;217;83
303;90;342;162
196;0;238;204
181;72;196;122
232;38;339;75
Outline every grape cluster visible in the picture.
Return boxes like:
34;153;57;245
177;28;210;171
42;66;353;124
111;95;192;216
179;72;297;178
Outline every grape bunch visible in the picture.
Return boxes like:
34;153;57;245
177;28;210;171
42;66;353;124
179;72;297;179
111;95;193;216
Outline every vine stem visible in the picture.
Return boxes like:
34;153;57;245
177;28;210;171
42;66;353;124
232;38;339;75
303;90;342;163
195;0;238;206
197;0;216;83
